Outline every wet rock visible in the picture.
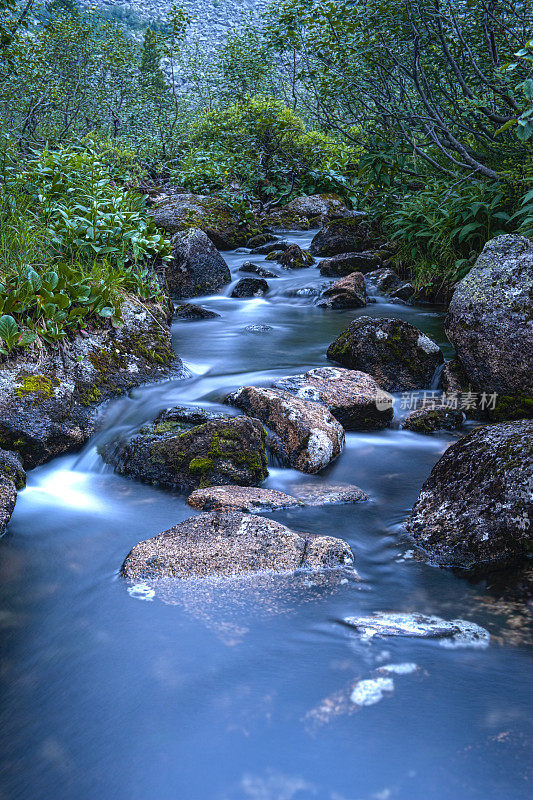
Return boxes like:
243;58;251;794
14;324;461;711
406;420;533;570
227;386;345;473
317;272;367;309
365;267;402;293
174;303;220;319
238;262;277;278
0;300;178;469
243;324;274;335
231;278;269;297
187;486;302;512
285;281;331;298
281;193;353;222
0;449;25;536
121;512;354;580
403;406;464;434
344;612;490;648
310;215;380;257
276;244;314;269
390;282;415;302
153;405;228;427
250;240;290;255
187;482;368;512
445;235;533;410
151;192;252;249
273;367;393;430
246;233;276;248
101;415;268;493
327;316;444;392
292;483;368;505
319;252;383;277
168;228;230;297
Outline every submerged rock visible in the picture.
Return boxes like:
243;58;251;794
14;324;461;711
168;228;230;298
310;215;380;256
187;482;368;512
231;278;269;297
403;406;464;434
317;272;367;309
121;512;354;580
319;252;382;277
445;235;533;410
174;303;220;319
0;449;25;536
273;367;393;430
243;324;274;334
406;420;533;570
344;612;490;648
239;262;278;278
327;316;443;392
0;300;178;469
101;415;268;493
228;385;345;473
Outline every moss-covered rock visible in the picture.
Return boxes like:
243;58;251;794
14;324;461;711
0;299;180;469
310;214;382;256
403;406;464;434
100;415;268;493
445;235;533;413
150;192;255;249
327;316;444;392
406;420;533;571
319;252;383;277
317;272;367;309
276;244;314;269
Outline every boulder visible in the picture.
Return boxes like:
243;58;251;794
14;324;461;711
406;420;533;570
0;449;26;536
187;482;368;512
317;273;367;309
0;300;178;469
273;367;393;430
153;405;228;427
151;192;253;249
310;215;380;257
327;316;444;392
100;415;268;493
445;235;533;405
319;252;382;277
403;406;464;434
121;512;354;581
281;194;353;221
238;262;278;278
168;228;230;297
231;278;269;297
174;303;220;320
228;386;345;473
365;267;402;293
246;233;276;248
276;244;314;269
390;282;415;302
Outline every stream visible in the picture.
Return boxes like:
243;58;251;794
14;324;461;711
1;229;531;800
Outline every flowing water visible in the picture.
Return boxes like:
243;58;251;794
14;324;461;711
1;230;531;800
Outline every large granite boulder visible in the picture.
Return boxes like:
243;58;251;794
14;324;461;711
445;235;533;410
168;228;230;297
406;420;533;570
327;317;443;392
319;252;382;277
228;386;345;473
0;449;26;535
121;512;354;581
310;216;380;257
273;367;393;430
101;415;268;493
150;192;254;249
0;300;178;469
317;273;367;309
